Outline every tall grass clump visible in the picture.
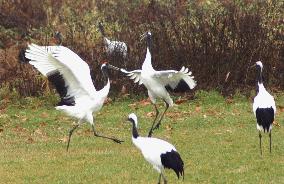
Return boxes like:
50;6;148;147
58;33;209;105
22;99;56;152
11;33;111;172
0;0;283;97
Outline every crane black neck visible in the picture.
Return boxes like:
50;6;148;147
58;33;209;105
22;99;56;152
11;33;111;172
146;35;152;53
129;119;139;138
98;24;105;37
257;65;263;84
101;66;109;85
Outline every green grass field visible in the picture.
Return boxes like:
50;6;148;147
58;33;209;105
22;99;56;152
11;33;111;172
0;91;284;184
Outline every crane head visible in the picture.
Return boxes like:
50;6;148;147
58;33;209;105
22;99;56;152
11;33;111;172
140;31;152;41
256;61;263;69
128;113;138;128
100;60;120;71
100;62;110;82
250;61;263;70
98;22;105;36
101;61;109;70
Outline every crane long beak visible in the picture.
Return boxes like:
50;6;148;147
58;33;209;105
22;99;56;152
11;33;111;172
108;64;121;71
139;33;147;41
250;64;256;68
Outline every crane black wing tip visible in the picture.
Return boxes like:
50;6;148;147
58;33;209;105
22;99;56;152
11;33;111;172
165;79;191;92
161;149;184;179
57;96;76;106
255;107;274;132
18;48;30;64
47;71;76;106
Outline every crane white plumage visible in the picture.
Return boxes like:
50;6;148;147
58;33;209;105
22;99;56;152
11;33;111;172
127;113;184;184
25;43;123;151
252;61;276;155
109;32;196;137
98;22;127;58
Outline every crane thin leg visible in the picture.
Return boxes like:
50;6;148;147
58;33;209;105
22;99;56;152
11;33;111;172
269;131;272;153
66;123;80;151
92;124;123;144
153;102;169;131
259;131;262;156
157;173;162;184
148;104;159;137
161;172;167;184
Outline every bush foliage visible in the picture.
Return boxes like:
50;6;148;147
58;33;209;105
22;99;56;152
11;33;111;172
0;0;283;97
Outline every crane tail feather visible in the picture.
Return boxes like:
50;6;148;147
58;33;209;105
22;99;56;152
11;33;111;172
161;150;184;179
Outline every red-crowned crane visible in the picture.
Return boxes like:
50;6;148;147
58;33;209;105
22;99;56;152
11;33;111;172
253;61;276;155
109;32;196;137
98;22;127;58
25;44;123;151
127;113;184;184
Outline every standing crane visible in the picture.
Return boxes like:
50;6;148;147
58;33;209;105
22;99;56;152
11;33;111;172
252;61;276;155
98;22;127;58
127;113;184;184
25;43;123;151
109;32;196;137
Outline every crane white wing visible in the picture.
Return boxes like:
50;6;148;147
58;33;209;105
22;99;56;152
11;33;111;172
253;91;276;116
133;137;176;168
25;44;96;101
120;69;143;85
153;66;196;91
137;137;176;153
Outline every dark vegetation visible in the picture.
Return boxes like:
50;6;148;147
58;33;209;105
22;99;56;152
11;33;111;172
0;0;283;98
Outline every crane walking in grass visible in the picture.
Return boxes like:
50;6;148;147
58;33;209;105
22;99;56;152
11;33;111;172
25;44;123;151
127;113;184;184
109;32;196;137
252;61;276;155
